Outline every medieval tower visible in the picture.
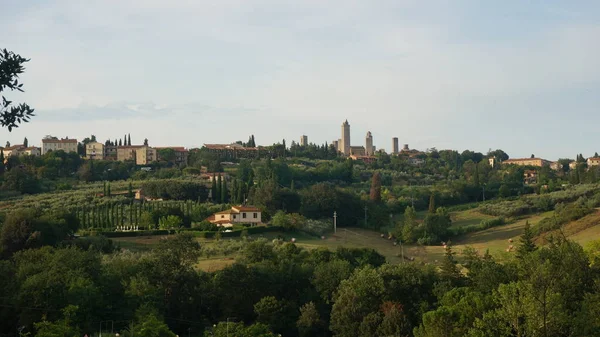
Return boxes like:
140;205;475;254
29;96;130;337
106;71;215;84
365;131;374;156
341;120;351;155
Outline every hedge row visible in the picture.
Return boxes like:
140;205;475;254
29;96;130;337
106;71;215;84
449;217;506;237
86;226;284;238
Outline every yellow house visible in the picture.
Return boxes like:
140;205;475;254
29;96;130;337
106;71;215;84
502;158;550;167
136;146;156;165
207;206;262;228
587;157;600;167
117;146;138;161
86;142;105;160
42;137;77;154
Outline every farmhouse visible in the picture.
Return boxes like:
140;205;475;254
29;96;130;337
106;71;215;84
206;205;262;228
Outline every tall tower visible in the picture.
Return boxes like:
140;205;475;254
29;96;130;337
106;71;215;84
341;120;350;156
392;137;399;154
300;135;308;146
365;131;373;156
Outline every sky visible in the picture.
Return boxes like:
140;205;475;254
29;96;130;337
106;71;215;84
1;0;599;160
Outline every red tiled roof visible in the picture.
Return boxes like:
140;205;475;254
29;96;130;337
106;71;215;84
3;144;25;150
232;206;261;212
42;138;77;143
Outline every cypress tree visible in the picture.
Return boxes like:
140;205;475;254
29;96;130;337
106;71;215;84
428;193;436;213
128;133;131;146
290;179;295;191
103;181;107;196
440;243;462;283
0;150;5;175
237;181;244;205
118;139;122;146
231;179;238;204
128;182;133;198
221;178;228;204
121;203;125;227
216;174;222;203
211;175;218;202
516;221;537;259
129;201;134;225
107;183;111;196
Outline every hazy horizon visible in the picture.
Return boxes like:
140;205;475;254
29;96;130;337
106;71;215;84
2;1;599;160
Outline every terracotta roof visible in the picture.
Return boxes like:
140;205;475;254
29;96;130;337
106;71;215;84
588;157;600;161
23;147;39;151
42;138;77;143
232;206;261;212
4;144;25;150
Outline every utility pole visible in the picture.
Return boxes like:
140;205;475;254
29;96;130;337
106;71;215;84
333;211;337;234
364;205;368;227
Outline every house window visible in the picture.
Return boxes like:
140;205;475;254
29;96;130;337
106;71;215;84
243;213;247;219
253;213;257;219
221;215;224;219
233;215;236;219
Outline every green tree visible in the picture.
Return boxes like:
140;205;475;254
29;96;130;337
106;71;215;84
158;215;182;229
216;174;222;203
128;181;134;197
515;221;536;259
221;177;228;204
0;49;35;131
311;258;353;303
330;266;385;336
129;307;176;337
439;244;462;284
400;206;418;243
498;184;510;198
34;306;80;337
158;148;176;163
428;193;436;213
23;137;28;147
211;175;218;202
0;150;4;175
297;302;324;337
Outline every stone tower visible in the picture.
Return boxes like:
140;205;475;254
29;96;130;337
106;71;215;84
392;137;399;154
341;120;350;156
365;131;373;156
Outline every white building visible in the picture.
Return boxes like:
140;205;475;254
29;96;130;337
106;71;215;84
207;205;262;228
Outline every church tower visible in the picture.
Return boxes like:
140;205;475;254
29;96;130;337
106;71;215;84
341;120;350;156
365;131;373;156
